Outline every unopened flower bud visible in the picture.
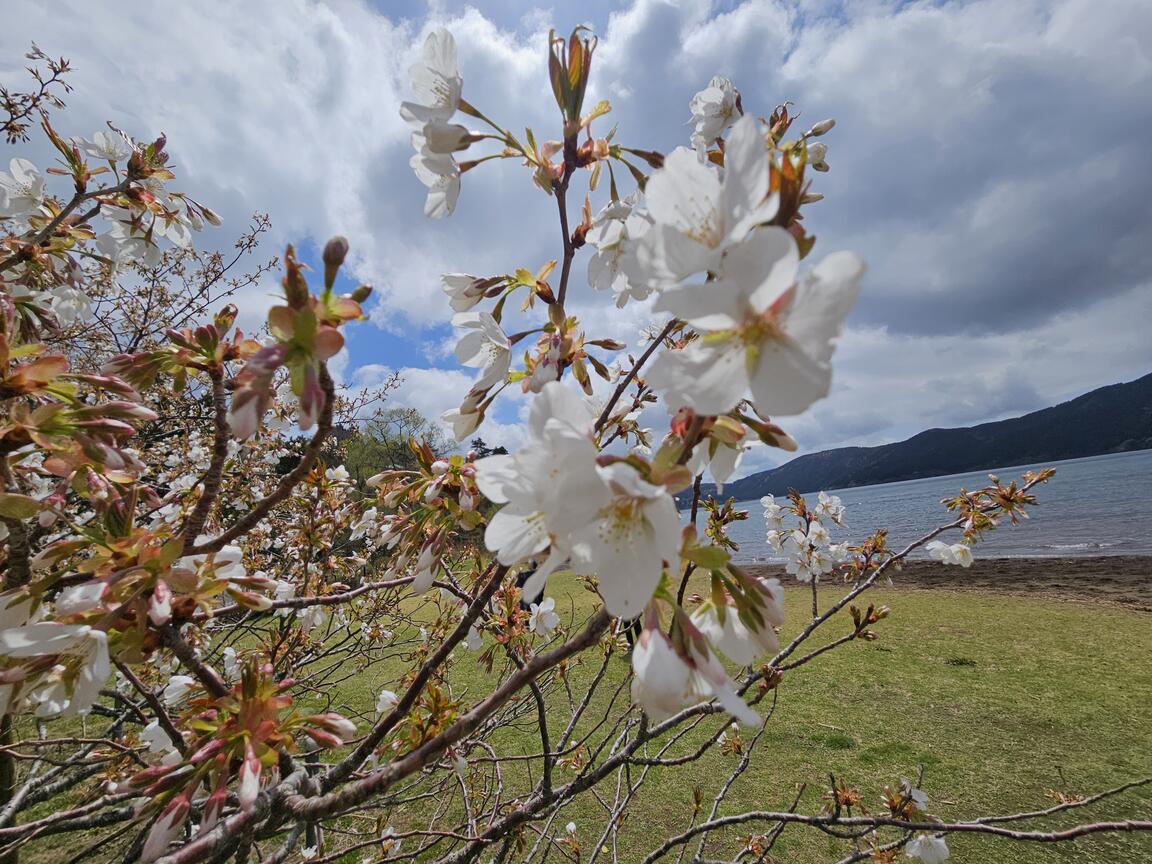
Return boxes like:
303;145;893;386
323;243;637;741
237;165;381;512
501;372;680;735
323;236;348;266
323;236;349;290
807;118;836;136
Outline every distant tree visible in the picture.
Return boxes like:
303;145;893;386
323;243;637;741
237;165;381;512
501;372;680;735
340;405;447;485
469;436;507;458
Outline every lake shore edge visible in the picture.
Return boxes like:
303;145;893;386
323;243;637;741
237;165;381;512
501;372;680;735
741;555;1152;610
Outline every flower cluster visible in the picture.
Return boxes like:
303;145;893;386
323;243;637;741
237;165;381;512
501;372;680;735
763;492;851;583
393;26;868;725
926;540;974;567
401;29;469;217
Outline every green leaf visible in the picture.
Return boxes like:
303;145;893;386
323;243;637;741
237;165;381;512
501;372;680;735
684;542;731;571
0;493;40;520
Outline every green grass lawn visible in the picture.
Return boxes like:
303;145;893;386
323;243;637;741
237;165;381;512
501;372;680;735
318;576;1152;863
15;578;1152;863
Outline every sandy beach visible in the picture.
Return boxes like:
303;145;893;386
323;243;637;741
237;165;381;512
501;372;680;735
744;555;1152;610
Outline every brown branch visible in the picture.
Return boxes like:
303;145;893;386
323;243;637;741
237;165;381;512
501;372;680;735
284;609;611;820
113;661;187;754
0;180;129;276
158;625;227;699
189;364;335;556
640;807;1152;864
179;368;228;553
320;563;508;790
594;318;677;434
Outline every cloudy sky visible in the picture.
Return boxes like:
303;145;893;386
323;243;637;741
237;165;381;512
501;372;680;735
4;0;1150;478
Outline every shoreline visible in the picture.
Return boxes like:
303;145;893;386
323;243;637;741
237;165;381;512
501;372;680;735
741;555;1152;610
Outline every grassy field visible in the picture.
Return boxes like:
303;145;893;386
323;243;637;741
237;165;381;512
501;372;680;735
16;577;1152;863
317;575;1152;864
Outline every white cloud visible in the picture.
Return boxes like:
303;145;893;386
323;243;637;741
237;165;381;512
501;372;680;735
4;0;1149;481
348;363;528;451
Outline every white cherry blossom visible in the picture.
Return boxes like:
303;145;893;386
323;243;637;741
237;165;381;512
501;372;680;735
412;542;440;593
569;462;681;619
298;605;328;633
648;227;864;416
0;158;45;219
630;627;696;723
586;194;654;307
140;719;174;755
475;383;608;602
807;141;829;171
98;205;169;266
325;465;351;483
273;579;296;616
636;114;776;289
453;311;510;391
0;623;109;716
410;140;461;218
464;625;483;650
402;30;465;218
376;689;398;715
162;674;197;707
631;624;758;726
223;646;241;680
926;541;974;567
761;494;785;530
420;121;473;154
442;400;483;442
74;130;132;162
785;525;838;583
55;582;108;617
350;507;378;542
687;438;746;490
689;76;740;152
443;273;487;312
902;778;930;811
399;29;462;128
527;596;560;637
816;490;846;524
905;834;950;863
48;283;93;327
690;577;784;665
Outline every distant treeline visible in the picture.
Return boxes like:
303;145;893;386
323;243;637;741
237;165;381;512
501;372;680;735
680;372;1152;504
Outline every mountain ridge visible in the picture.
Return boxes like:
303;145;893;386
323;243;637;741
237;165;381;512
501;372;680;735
684;372;1152;503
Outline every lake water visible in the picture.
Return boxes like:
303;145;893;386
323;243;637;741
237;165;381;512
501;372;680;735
704;449;1152;563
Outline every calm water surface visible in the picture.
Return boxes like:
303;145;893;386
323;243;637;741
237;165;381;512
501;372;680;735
705;449;1152;563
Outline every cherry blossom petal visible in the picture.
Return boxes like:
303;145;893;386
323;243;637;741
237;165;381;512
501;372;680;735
645;147;722;239
779;250;864;366
646;338;748;416
719;115;777;243
484;508;550;565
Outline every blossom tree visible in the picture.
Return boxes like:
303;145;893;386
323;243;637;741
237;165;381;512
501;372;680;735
0;29;1148;864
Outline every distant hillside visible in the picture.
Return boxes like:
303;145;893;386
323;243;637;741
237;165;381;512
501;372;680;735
685;372;1152;503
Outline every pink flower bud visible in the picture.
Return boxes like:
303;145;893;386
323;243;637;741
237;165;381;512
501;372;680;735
148;580;172;626
308;712;358;744
322;236;349;269
141;792;190;863
237;742;260;813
